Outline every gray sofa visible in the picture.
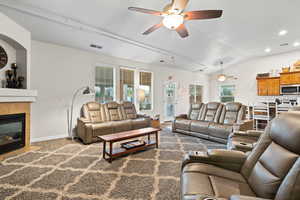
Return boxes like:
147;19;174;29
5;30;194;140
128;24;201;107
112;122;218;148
172;102;253;144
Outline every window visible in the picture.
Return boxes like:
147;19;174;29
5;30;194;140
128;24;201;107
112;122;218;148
189;85;203;104
139;71;152;111
220;85;235;103
95;66;115;103
120;68;135;103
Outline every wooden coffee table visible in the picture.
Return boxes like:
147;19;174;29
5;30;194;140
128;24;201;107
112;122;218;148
98;127;160;163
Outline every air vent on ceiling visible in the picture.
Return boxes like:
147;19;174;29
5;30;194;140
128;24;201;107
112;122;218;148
280;43;289;47
90;44;102;49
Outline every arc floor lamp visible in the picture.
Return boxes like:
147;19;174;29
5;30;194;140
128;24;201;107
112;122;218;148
68;86;93;140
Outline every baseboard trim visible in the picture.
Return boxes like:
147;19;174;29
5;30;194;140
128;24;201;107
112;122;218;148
31;134;68;143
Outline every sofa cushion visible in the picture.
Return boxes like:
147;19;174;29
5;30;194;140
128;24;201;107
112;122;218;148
121;101;137;119
219;103;246;125
91;122;114;136
201;102;222;122
174;119;192;131
190;120;210;133
188;103;203;120
182;163;256;199
112;120;132;132
208;123;233;139
83;102;104;123
105;102;123;121
131;118;151;129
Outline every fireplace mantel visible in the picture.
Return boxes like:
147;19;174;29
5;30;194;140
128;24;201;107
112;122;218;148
0;88;38;103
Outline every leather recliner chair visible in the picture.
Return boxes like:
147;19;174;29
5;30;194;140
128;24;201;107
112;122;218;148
77;101;151;144
181;112;300;200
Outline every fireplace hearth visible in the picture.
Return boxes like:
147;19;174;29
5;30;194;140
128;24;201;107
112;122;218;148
0;113;26;154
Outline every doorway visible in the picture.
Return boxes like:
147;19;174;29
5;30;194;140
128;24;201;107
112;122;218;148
164;82;177;121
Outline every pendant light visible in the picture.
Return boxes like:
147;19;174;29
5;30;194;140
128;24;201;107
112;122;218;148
217;61;226;82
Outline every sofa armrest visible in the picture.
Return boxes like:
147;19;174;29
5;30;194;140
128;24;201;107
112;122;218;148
230;195;272;200
175;114;188;119
78;117;91;124
231;130;263;138
77;118;93;144
233;120;253;131
137;114;150;118
182;149;247;172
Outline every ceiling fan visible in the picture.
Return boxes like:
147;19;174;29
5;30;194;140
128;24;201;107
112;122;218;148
128;0;223;38
217;61;238;82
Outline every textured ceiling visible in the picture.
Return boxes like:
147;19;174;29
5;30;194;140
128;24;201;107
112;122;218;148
0;0;300;73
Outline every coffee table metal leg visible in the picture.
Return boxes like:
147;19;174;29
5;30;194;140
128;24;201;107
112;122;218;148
155;132;159;148
148;134;150;143
103;141;106;159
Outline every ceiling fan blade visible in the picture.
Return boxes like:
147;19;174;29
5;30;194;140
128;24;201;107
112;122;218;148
128;7;163;16
143;23;163;35
184;10;223;20
171;0;189;11
176;24;189;38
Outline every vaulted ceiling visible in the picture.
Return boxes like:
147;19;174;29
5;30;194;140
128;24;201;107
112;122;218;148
1;0;300;73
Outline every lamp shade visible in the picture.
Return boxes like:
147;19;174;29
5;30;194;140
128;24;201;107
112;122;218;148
82;87;91;94
137;89;146;102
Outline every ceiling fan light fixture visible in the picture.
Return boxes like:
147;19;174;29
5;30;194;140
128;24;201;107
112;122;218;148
217;74;226;82
163;14;184;30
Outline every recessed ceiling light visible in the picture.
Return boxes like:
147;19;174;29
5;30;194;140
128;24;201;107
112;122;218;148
265;48;271;53
278;30;288;36
294;42;300;47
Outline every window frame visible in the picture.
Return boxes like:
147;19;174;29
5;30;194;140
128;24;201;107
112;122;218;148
94;65;154;111
137;70;154;112
94;65;117;103
119;66;136;104
189;84;203;104
219;84;235;103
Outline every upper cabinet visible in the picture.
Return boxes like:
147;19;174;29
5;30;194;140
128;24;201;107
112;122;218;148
280;71;300;85
257;77;280;96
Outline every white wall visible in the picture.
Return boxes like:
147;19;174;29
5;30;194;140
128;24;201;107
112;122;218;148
0;12;31;88
30;40;210;142
0;39;16;87
209;50;300;105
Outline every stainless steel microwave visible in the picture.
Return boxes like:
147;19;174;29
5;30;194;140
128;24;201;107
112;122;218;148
280;85;300;95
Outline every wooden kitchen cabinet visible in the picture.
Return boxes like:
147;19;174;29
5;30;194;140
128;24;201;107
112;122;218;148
267;78;280;96
257;77;280;96
280;71;300;85
257;78;268;96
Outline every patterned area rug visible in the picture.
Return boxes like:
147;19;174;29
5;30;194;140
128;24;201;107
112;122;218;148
0;126;226;200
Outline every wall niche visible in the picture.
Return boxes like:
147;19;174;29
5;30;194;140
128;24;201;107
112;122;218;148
0;34;27;89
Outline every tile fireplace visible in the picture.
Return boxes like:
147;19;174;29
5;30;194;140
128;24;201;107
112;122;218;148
0;113;26;154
